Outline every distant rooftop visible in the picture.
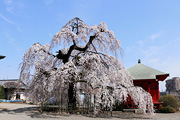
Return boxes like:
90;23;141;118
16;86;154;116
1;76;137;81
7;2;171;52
0;79;27;89
0;79;18;85
128;59;169;80
0;55;5;59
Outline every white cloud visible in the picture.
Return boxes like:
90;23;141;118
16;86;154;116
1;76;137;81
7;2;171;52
3;32;14;44
16;26;22;32
4;0;26;18
137;40;143;46
2;32;22;53
140;46;161;57
79;3;87;8
149;32;162;40
4;0;12;5
174;36;180;43
43;0;54;5
4;0;13;14
0;13;14;24
136;31;163;57
0;13;22;32
126;46;133;52
163;59;180;78
6;7;14;14
147;58;160;64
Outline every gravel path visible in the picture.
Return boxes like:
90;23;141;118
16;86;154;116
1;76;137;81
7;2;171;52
0;103;180;120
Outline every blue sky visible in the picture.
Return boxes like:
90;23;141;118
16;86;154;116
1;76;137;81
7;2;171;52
0;0;180;91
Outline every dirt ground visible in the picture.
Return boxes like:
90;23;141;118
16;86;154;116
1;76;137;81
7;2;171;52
0;103;180;120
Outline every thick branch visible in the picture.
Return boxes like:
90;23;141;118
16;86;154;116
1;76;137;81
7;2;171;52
75;35;95;51
56;35;96;64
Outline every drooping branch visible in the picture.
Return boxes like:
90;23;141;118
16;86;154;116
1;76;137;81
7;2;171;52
40;48;56;57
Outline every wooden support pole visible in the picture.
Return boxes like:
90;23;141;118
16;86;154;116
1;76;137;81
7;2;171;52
42;78;44;112
59;82;62;114
37;89;38;111
78;103;80;113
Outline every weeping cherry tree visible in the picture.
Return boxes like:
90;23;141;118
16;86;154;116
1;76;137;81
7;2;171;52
19;17;154;114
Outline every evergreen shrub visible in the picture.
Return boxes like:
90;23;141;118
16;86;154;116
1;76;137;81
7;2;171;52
158;95;179;112
159;106;176;113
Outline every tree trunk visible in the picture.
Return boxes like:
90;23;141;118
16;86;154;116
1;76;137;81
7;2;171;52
68;83;76;110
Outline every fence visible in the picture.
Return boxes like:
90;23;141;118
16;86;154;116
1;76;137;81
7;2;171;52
37;102;95;114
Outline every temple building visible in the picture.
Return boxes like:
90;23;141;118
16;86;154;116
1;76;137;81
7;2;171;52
125;59;169;109
0;56;27;101
0;79;27;101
